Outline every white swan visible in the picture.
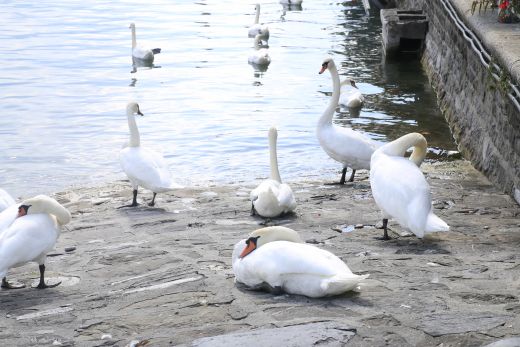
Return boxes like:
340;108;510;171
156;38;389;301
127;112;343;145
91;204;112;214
232;226;369;298
248;34;271;67
248;4;270;43
119;102;182;207
318;57;380;184
370;132;450;239
250;127;296;218
129;23;161;62
340;78;364;109
0;195;71;289
280;0;303;5
0;189;15;212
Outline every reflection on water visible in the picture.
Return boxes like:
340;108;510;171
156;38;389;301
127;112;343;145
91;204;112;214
0;0;456;198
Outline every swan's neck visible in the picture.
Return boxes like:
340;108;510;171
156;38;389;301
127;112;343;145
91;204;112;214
127;113;140;147
131;26;137;50
26;195;71;226
269;131;282;183
255;6;260;24
48;201;71;226
319;61;340;128
254;35;261;50
382;133;427;167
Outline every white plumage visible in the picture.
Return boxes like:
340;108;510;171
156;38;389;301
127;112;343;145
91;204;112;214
250;127;296;218
0;189;15;212
318;57;380;183
248;4;270;44
119;102;182;207
248;34;271;67
370;132;450;239
129;23;161;63
340;78;364;109
232;226;368;298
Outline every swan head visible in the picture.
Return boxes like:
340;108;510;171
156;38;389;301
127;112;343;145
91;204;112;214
129;23;135;29
341;78;358;89
319;57;334;74
268;126;277;140
255;3;260;11
126;102;143;116
239;226;303;258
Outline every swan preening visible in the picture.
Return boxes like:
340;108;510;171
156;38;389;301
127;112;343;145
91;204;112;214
119;102;182;207
248;34;271;67
130;23;161;63
232;226;369;298
370;133;450;239
250;127;296;218
248;4;270;44
318;57;380;184
0;189;15;212
340;78;364;109
0;195;71;289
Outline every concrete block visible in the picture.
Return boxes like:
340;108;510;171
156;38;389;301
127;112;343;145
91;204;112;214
381;9;428;57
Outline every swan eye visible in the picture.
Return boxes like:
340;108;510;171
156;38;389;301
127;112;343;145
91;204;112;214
322;62;328;68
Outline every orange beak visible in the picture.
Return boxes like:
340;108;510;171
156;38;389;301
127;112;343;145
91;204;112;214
17;209;26;218
319;66;327;74
239;241;257;258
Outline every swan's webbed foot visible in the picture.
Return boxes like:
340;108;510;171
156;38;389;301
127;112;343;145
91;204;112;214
348;169;356;182
250;202;256;216
148;193;157;207
118;189;139;208
1;277;26;289
35;264;61;289
339;167;347;185
375;219;390;240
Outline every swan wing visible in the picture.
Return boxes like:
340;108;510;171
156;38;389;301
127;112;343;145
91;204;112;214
132;46;154;61
120;147;175;192
0;189;15;212
276;183;296;212
0;205;18;234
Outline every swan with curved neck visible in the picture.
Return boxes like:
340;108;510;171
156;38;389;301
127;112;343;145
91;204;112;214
317;57;380;184
0;195;71;289
232;226;369;297
370;132;449;240
340;78;364;109
250;127;296;218
248;34;271;67
129;23;161;63
119;102;182;207
248;4;270;43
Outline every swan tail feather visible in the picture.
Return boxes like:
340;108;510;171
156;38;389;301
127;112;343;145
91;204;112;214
152;48;161;55
425;213;449;234
322;274;369;294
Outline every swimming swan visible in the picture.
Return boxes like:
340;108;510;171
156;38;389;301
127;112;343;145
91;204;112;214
340;78;364;109
250;127;296;218
129;23;161;62
318;57;380;184
119;102;182;207
248;4;270;43
248;34;271;67
370;132;450;240
0;189;15;212
0;195;71;289
279;0;303;4
232;226;369;298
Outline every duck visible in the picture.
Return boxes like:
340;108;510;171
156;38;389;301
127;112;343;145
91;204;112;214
248;4;270;44
370;132;450;240
0;195;71;289
119;102;182;207
248;34;271;67
0;189;15;212
129;23;161;63
340;78;364;109
317;57;380;184
250;127;296;218
232;226;369;298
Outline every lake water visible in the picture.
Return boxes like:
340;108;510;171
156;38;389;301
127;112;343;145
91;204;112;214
0;0;457;198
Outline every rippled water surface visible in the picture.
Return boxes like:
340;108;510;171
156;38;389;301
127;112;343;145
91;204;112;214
0;1;457;198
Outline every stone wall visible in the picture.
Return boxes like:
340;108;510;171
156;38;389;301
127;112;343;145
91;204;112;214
394;0;520;204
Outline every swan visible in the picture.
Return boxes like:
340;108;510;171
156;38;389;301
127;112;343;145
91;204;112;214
370;132;450;240
129;23;161;62
248;34;271;67
0;195;71;289
119;102;182;207
248;4;270;44
317;57;380;184
0;189;15;212
280;0;303;5
232;226;369;298
340;78;364;109
250;127;296;218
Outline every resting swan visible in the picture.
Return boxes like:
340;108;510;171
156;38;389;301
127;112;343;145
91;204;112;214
340;78;364;109
248;4;270;43
250;127;296;218
0;189;15;212
129;23;161;63
119;102;182;207
0;195;71;289
370;133;450;240
318;57;380;184
248;34;271;67
232;226;369;298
